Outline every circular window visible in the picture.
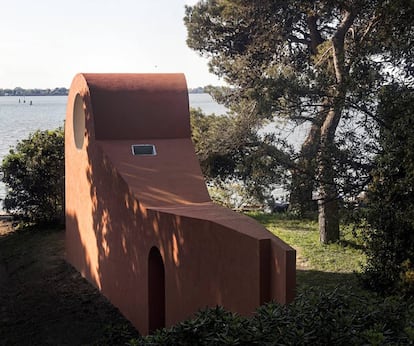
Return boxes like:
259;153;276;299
73;94;85;149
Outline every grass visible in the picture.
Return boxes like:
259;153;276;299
248;212;367;292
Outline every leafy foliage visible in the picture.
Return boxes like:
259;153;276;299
362;85;414;294
190;107;288;207
1;128;64;223
135;290;414;345
185;0;414;242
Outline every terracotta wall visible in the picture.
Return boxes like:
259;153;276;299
65;73;296;335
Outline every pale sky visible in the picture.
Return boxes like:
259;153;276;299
0;0;222;89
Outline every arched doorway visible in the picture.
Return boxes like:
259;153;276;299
148;246;165;333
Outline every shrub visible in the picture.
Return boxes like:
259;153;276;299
1;128;64;223
135;288;414;345
361;85;414;293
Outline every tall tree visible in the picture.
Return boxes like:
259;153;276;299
185;0;414;243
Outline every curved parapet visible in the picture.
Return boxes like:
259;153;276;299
67;73;191;141
65;73;296;335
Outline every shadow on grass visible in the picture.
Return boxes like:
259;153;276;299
247;212;318;232
339;239;366;251
0;225;140;345
297;268;366;294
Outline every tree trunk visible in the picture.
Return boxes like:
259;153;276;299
315;9;355;243
317;103;342;243
318;196;339;243
317;147;340;243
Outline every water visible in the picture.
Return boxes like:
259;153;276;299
0;93;227;207
188;93;228;115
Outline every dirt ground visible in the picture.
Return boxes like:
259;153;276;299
0;217;140;345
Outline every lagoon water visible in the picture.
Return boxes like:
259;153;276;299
0;94;227;207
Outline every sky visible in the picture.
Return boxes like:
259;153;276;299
0;0;223;89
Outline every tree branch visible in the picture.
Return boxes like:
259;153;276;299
359;13;382;45
332;9;356;84
346;100;389;129
315;45;334;67
307;13;324;55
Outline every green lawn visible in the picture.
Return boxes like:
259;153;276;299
248;212;367;292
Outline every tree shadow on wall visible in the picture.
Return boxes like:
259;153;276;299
81;132;184;333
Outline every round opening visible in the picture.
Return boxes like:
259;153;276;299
73;94;86;149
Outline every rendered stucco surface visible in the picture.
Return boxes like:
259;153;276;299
65;73;296;335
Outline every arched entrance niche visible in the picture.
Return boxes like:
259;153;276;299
148;246;165;333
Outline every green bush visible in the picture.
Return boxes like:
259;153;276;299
362;85;414;293
1;128;64;223
190;108;286;208
135;289;414;345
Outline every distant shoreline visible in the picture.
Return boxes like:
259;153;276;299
0;88;68;97
0;87;208;96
